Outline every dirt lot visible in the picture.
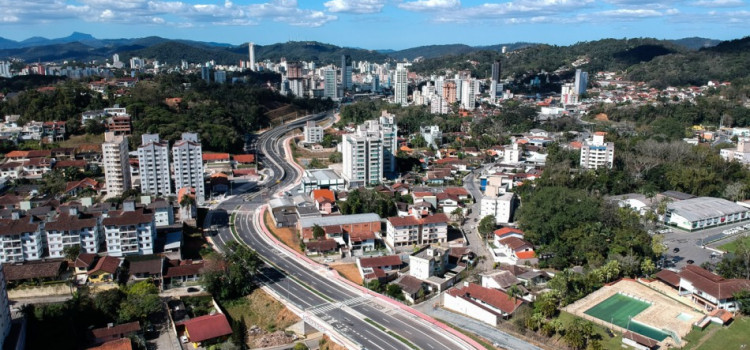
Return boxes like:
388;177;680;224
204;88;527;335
58;133;105;147
330;263;363;285
223;288;301;346
319;335;348;350
264;211;302;253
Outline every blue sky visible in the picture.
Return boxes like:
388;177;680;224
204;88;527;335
1;0;748;49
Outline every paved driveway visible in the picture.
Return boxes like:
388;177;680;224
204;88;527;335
661;221;750;268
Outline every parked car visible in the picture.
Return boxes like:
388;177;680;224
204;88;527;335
180;335;188;343
673;248;680;253
686;260;695;264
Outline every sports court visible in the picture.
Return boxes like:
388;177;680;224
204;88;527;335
584;293;668;341
563;279;704;347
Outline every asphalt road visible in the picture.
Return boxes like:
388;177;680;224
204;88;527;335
207;112;480;350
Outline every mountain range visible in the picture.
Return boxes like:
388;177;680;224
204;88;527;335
0;32;724;65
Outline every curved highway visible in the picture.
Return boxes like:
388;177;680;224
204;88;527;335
209;111;479;350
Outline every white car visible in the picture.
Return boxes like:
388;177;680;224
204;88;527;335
180;335;189;344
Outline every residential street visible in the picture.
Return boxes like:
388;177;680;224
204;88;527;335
462;170;495;272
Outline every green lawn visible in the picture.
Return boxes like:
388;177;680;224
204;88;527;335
718;235;750;253
558;311;623;350
682;316;750;350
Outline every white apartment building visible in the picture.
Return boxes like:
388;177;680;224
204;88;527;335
138;134;171;196
385;213;449;248
430;95;449;115
460;79;475;110
480;192;517;225
580;132;615;170
394;63;408;106
45;207;100;258
102;132;131;197
304;120;324;144
102;202;156;256
720;137;750;165
0;214;44;263
0;61;11;78
420;125;442;148
341;112;397;188
173;133;205;205
561;83;579;106
410;246;449;280
503;142;521;164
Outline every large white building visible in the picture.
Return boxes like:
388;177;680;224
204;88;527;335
304;120;324;144
0;264;11;349
0;61;11;78
460;79;475;110
138;134;171;196
248;42;256;71
102;202;156;256
580;132;615;170
430;95;449;115
341;112;397;188
45;207;100;259
420;125;442;148
385;213;449;248
102;132;131;197
410;246;449;280
480;192;517;225
665;197;750;231
0;214;44;263
173;133;205;205
394;63;409;106
720;137;750;165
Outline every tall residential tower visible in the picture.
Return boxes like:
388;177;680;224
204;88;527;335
138;134;171;196
102;132;131;197
173;133;206;205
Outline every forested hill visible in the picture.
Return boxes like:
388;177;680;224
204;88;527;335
228;41;388;65
411;37;750;87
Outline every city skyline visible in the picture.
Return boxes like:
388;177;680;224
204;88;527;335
0;0;748;50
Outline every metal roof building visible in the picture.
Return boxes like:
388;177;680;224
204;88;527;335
299;213;381;229
666;197;750;231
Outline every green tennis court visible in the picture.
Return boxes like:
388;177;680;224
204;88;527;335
584;293;669;341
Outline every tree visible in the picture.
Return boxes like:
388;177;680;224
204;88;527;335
63;245;81;262
478;215;496;241
293;343;309;350
180;194;195;211
328;152;342;163
506;284;524;303
411;134;427;148
201;241;263;300
733;290;750;315
451;207;465;224
366;279;382;292
94;288;124;321
118;281;162;322
640;257;656;276
84;119;106;134
386;284;404;300
231;317;248;350
312;224;325;240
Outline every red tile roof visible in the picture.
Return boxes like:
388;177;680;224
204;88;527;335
75;253;98;268
233;154;255;163
87;338;133;350
515;251;536;259
623;331;658;348
202;153;230;161
654;269;680;287
444;187;469;196
179;314;232;343
349;231;376;243
0;218;39;236
678;265;750;300
306;239;338;252
498;237;533;251
421;213;449;224
388;216;421;227
91;322;140;340
102;209;153;226
165;261;204;278
55;160;87;169
709;309;733;323
46;213;98;232
358;255;402;269
447;283;523;315
312;189;335;203
89;256;120;275
494;227;524;238
5;150;29;158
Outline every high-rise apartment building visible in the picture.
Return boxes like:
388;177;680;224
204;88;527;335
103;132;131;197
491;60;501;100
341;55;352;90
248;42;256;71
0;61;11;78
443;81;457;104
341;111;398;188
173;133;205;205
575;69;588;95
461;79;475;110
430;95;449;115
420;125;442;148
394;63;409;106
214;70;226;84
138;134;171;196
324;68;338;100
580;132;614;170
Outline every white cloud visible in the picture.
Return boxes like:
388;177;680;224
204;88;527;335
398;0;461;12
324;0;386;14
595;8;665;18
434;0;594;23
0;0;337;27
690;0;745;7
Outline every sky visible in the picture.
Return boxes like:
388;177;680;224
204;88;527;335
0;0;748;49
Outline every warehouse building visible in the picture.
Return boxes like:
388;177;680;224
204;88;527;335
665;197;750;231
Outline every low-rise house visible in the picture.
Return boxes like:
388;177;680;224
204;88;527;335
88;256;121;283
202;153;230;164
3;260;65;285
490;228;536;265
90;322;140;345
394;275;425;303
443;282;524;326
481;270;533;301
348;231;376;253
305;239;338;255
164;260;204;289
357;255;402;282
311;189;335;214
298;213;381;244
127;255;164;285
86;338;132;350
655;265;750;312
176;313;232;348
163;231;182;260
64;178;103;197
410;246;449;280
232;154;255;167
0;162;22;179
499;265;551;286
75;253;98;275
22;158;53;179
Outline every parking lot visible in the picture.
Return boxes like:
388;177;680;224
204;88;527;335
661;220;750;269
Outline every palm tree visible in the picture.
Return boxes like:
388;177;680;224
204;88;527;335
451;207;465;224
506;284;524;303
180;194;196;219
